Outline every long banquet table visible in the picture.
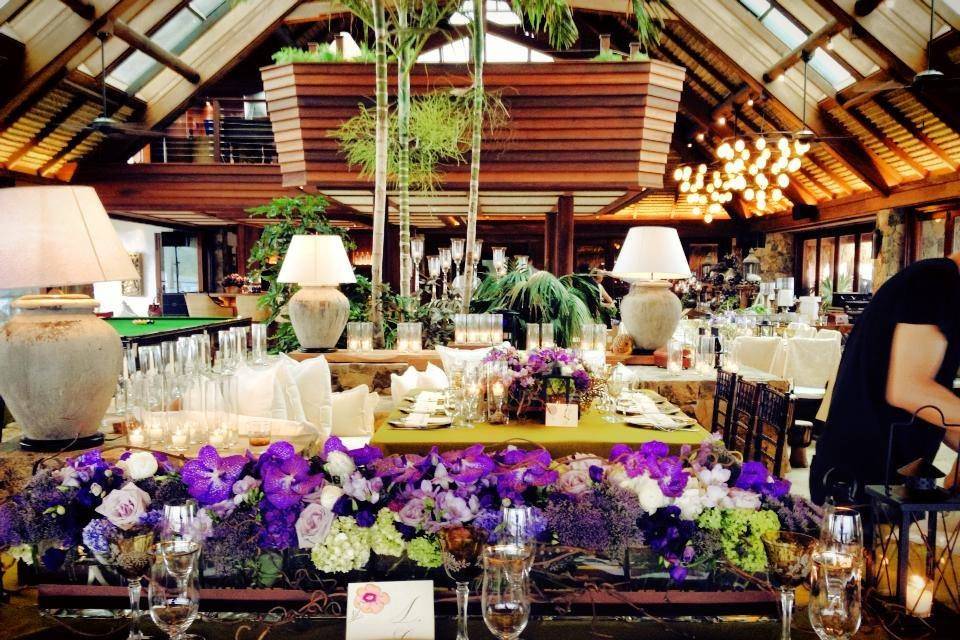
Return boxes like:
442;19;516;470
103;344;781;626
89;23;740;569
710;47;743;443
370;404;710;457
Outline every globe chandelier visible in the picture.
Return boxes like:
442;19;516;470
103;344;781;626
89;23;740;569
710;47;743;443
673;108;810;222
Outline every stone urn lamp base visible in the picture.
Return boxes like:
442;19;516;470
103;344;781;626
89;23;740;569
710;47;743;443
619;281;682;351
288;285;350;352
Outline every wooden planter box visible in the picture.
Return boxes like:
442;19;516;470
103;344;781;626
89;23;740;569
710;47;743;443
260;61;685;191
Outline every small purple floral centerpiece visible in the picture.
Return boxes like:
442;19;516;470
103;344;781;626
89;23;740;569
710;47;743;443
483;346;594;418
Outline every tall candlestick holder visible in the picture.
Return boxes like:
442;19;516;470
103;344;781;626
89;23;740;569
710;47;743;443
427;254;440;302
439;248;452;299
411;235;425;296
451;238;464;282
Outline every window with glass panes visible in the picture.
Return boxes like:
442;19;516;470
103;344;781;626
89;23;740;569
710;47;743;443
795;224;875;297
913;209;959;262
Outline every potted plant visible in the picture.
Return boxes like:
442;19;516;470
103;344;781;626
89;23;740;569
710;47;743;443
221;273;245;294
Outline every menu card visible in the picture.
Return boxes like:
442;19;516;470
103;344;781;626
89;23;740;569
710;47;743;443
346;580;435;640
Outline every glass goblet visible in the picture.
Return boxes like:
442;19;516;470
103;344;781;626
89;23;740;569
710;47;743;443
762;531;817;640
604;370;628;423
148;554;200;640
809;544;862;640
440;525;488;640
94;532;155;640
482;545;531;640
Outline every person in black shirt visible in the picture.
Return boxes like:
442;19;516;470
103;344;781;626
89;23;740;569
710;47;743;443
809;254;960;505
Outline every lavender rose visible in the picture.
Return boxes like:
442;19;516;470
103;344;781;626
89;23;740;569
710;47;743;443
94;482;152;531
295;503;335;549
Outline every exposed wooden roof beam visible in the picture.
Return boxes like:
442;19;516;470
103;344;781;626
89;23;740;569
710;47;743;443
3;92;89;168
873;94;959;171
0;0;31;24
822;97;928;179
60;0;96;20
596;189;648;216
710;84;754;120
108;17;200;83
762;19;844;83
62;68;144;112
0;0;141;128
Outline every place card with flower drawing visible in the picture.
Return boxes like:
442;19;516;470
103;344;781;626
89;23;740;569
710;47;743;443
346;580;435;640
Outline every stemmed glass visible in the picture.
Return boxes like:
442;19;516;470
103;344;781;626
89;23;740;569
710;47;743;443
92;532;155;640
427;255;441;302
809;507;863;639
440;525;489;640
604;368;628;423
492;247;507;277
482;544;531;640
499;506;539;572
411;235;425;295
439;248;452;299
762;531;817;640
472;239;483;268
451;238;465;281
148;552;200;640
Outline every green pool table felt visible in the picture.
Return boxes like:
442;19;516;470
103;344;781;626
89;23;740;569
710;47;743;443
104;317;239;337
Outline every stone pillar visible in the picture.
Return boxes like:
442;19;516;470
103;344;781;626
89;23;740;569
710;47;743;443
755;232;794;281
873;209;906;289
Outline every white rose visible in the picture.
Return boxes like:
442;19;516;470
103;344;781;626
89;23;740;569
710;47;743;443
621;474;669;515
324;451;356;480
118;451;159;481
727;488;761;511
318;484;345;511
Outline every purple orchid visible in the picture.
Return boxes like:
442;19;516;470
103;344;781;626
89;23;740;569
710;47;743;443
260;442;324;509
180;445;248;505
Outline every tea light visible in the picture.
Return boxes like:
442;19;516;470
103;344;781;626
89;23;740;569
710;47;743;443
148;424;164;442
128;428;145;448
492;381;505;399
209;429;227;448
171;428;188;449
906;574;933;618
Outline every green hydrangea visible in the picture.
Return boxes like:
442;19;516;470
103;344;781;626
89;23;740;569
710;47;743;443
311;516;371;573
370;509;406;558
697;508;780;573
406;535;442;569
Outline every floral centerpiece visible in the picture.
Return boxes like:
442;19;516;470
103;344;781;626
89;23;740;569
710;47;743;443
221;273;245;292
0;435;821;590
483;346;594;418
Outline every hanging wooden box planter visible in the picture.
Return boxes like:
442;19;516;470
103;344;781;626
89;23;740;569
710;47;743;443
260;61;685;191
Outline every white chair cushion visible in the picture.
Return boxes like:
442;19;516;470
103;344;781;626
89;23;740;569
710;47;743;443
782;338;842;390
436;345;492;373
289;356;333;430
792;386;827;401
236;356;305;421
332;384;373;437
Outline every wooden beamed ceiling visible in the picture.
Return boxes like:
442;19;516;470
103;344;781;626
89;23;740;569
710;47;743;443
1;0;958;233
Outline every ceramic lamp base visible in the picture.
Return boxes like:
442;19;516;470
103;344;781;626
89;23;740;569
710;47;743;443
287;285;349;350
0;294;121;451
619;281;682;351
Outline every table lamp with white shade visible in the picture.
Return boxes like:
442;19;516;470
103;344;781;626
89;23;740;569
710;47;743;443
277;234;356;352
611;226;691;351
0;186;138;451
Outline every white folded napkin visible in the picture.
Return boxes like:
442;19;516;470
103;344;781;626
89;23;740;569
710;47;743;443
405;412;430;427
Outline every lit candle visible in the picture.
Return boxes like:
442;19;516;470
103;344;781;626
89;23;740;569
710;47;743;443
171;428;188;449
492;381;505;399
148;424;164;442
906;574;933;618
209;429;226;448
128;429;145;448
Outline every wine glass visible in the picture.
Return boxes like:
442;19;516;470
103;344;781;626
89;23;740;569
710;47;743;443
809;544;862;640
820;506;863;571
499;507;539;572
482;545;531;640
440;525;488;640
762;531;817;640
148;553;200;640
604;369;628;423
93;532;155;640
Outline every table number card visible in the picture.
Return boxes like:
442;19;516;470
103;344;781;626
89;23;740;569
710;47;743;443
545;402;579;427
346;580;435;640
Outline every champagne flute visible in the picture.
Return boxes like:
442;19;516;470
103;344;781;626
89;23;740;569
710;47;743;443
762;531;817;640
148;554;200;640
482;545;531;640
440;525;488;640
605;369;628;423
499;507;539;572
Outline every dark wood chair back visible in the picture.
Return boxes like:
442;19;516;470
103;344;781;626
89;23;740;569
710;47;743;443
713;369;739;444
729;379;763;460
754;385;795;476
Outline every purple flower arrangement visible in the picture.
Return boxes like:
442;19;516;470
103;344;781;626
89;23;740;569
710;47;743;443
483;346;594;416
0;436;819;584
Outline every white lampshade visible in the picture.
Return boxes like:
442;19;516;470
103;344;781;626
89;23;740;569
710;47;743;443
0;186;138;289
278;234;356;286
612;226;692;281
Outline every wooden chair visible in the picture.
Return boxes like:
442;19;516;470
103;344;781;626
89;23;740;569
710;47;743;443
184;293;234;318
712;369;739;444
729;379;764;459
753;385;796;476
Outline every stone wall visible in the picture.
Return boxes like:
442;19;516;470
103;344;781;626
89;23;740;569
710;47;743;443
755;232;794;281
873;209;906;289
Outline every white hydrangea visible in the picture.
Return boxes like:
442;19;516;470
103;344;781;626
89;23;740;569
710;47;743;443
310;516;371;573
370;509;406;558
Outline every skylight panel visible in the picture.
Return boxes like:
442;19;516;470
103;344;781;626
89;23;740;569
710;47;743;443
760;8;807;48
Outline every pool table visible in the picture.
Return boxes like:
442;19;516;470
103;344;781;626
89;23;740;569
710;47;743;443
103;316;252;348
